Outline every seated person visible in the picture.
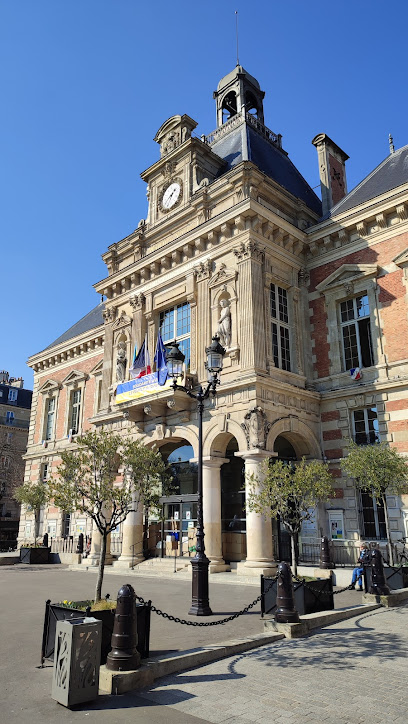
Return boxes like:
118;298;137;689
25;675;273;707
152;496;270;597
350;543;370;590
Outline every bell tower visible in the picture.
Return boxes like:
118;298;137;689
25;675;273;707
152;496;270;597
213;65;265;128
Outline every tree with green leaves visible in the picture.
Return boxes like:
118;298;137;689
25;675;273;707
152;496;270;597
14;480;50;544
50;428;167;602
341;441;408;565
247;457;334;575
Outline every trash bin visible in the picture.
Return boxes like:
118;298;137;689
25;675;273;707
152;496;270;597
51;617;102;708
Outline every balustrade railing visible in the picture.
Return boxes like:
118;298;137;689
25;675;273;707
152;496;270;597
204;111;282;149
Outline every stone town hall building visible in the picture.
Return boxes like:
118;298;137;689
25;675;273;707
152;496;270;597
19;66;408;571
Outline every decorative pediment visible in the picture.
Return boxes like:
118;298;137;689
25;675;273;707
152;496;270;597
113;310;132;330
316;264;378;294
208;263;237;289
154;114;198;158
38;379;61;395
89;359;103;376
393;248;408;269
62;369;89;387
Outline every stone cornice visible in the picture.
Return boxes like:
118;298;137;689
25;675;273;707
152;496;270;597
29;328;104;373
305;189;408;263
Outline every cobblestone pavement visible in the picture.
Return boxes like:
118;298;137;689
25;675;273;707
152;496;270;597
137;604;408;724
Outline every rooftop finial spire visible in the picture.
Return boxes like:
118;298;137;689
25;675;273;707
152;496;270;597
389;133;395;154
235;10;239;66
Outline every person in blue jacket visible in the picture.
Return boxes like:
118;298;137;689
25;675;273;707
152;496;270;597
350;543;370;590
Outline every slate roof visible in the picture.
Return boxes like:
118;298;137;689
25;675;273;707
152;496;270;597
42;303;105;352
211;121;322;217
328;144;408;217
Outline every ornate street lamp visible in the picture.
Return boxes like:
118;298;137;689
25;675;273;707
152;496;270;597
166;335;226;615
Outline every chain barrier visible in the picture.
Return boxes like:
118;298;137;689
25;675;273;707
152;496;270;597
134;572;280;627
291;572;354;597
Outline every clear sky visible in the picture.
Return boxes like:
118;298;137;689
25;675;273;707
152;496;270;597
1;0;407;390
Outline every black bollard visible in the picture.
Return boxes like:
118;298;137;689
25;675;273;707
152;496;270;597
42;533;49;548
320;536;334;569
106;584;141;672
76;533;84;554
370;549;390;595
275;561;300;623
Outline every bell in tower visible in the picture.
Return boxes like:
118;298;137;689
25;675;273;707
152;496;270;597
213;65;265;128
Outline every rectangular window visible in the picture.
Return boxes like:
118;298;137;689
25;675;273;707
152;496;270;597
270;284;291;371
340;294;374;370
8;388;18;402
41;463;49;482
360;491;386;539
353;407;379;445
70;389;81;435
160;302;191;370
6;411;14;424
45;397;55;441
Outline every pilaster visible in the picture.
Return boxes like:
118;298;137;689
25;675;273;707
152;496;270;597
233;241;267;373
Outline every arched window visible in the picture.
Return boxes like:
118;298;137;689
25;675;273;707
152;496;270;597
245;91;259;118
221;91;237;123
160;442;197;495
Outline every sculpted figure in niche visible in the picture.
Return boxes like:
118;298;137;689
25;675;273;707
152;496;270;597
217;298;231;348
116;342;127;383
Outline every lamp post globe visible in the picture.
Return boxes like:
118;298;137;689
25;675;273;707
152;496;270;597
166;340;185;379
205;335;225;376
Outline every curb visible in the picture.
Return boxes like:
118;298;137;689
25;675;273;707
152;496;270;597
263;602;382;638
99;631;285;694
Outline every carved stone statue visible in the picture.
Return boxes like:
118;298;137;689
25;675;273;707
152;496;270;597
241;407;271;449
116;342;127;383
217;298;231;348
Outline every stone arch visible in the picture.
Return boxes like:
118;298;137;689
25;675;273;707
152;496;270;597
266;416;322;460
144;425;199;456
203;419;247;457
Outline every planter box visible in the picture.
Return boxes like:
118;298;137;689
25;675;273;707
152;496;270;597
364;565;408;591
261;575;334;617
20;547;50;564
41;599;151;666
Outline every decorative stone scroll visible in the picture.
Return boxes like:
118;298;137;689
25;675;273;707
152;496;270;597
241;407;271;449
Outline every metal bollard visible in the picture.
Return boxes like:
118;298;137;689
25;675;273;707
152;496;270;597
275;561;299;623
370;549;391;595
319;536;334;569
42;533;49;548
76;533;84;554
106;584;141;671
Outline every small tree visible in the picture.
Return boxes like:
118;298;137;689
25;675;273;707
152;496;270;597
341;441;408;565
1;429;25;504
51;429;166;602
247;457;334;575
14;481;50;544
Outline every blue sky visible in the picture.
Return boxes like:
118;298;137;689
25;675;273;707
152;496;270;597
1;0;407;390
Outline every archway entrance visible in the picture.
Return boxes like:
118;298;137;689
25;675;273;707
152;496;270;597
221;438;246;562
159;441;198;558
273;435;298;563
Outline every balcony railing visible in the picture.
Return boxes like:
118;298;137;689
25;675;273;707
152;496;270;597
204;111;282;150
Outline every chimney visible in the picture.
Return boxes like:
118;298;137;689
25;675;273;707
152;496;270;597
312;133;349;216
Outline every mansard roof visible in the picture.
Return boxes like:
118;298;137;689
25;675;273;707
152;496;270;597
210;119;322;216
43;302;105;351
328;143;408;218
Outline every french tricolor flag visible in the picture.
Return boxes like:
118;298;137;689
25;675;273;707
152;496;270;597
350;367;362;381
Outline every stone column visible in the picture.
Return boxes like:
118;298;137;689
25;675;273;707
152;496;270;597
86;508;113;567
114;496;144;569
237;449;276;576
100;307;116;412
234;240;267;373
202;457;230;573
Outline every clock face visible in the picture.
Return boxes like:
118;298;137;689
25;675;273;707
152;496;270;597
162;182;181;210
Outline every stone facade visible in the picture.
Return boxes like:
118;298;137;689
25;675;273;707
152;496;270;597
19;66;408;568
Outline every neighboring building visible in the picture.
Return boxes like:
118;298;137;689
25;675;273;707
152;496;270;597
0;371;32;549
18;66;408;569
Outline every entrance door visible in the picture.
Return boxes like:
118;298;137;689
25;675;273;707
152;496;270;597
160;496;198;557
